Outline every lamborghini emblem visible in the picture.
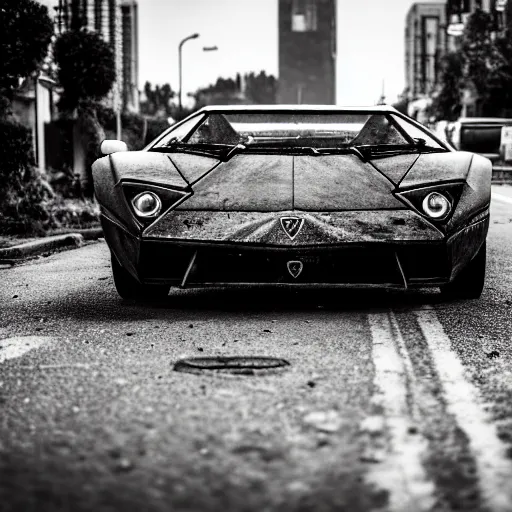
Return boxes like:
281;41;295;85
287;260;303;279
280;217;304;240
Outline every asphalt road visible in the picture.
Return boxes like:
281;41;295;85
2;185;512;512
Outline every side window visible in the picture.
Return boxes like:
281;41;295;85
392;115;444;148
187;114;240;145
154;115;204;147
187;118;212;144
351;115;407;145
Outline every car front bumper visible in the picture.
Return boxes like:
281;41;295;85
101;210;489;290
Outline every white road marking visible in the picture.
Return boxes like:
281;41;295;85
366;312;435;512
0;336;54;364
416;307;512;512
491;192;512;205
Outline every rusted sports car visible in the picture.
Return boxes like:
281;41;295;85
92;105;491;300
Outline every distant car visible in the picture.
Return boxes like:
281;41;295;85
445;117;512;162
92;105;491;301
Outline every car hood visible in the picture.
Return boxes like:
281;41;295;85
107;151;473;212
169;152;405;211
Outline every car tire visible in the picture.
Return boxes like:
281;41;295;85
111;254;169;300
440;241;486;300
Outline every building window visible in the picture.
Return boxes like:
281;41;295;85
95;0;103;33
291;0;317;32
422;17;440;93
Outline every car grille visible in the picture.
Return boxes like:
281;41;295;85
138;241;450;286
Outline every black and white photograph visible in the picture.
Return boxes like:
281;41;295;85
2;0;512;510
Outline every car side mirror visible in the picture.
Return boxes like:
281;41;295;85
101;140;128;155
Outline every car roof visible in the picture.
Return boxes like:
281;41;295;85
195;104;400;114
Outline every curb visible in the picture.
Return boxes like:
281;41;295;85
492;166;512;183
49;226;103;241
0;227;104;261
0;233;85;260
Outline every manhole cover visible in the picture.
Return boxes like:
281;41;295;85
173;356;290;376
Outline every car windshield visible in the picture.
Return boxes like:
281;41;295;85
151;111;445;153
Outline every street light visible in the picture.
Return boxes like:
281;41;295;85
178;33;200;113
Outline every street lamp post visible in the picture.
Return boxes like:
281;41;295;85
178;33;199;114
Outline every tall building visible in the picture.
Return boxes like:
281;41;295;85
277;0;336;104
405;3;447;101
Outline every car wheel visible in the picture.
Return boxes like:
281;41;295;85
440;241;486;300
111;254;169;300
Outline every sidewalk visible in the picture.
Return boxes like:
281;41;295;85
0;227;103;263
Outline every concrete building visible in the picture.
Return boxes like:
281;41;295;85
405;3;447;101
12;75;56;173
277;0;336;104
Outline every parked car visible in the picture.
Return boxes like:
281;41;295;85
443;117;512;162
92;105;491;301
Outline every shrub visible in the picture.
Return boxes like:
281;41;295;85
0;169;57;236
50;197;100;229
0;119;58;235
0;118;34;196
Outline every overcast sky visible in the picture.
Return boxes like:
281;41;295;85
138;0;443;106
38;0;443;106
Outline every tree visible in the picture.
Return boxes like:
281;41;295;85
244;71;277;104
0;0;53;110
431;52;464;121
192;76;240;110
432;9;512;120
0;0;55;234
54;30;116;113
140;81;176;117
458;9;512;117
460;9;495;116
54;30;116;197
484;30;512;116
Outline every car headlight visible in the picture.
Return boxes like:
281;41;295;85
132;192;162;218
422;192;451;219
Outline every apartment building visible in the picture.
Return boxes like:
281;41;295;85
405;3;447;101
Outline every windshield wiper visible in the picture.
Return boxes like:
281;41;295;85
244;144;322;155
149;142;245;160
223;143;246;160
352;142;445;159
288;146;321;155
292;146;367;161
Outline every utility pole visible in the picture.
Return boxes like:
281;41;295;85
178;33;199;114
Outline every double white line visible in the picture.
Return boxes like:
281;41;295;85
366;312;434;512
367;307;512;512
